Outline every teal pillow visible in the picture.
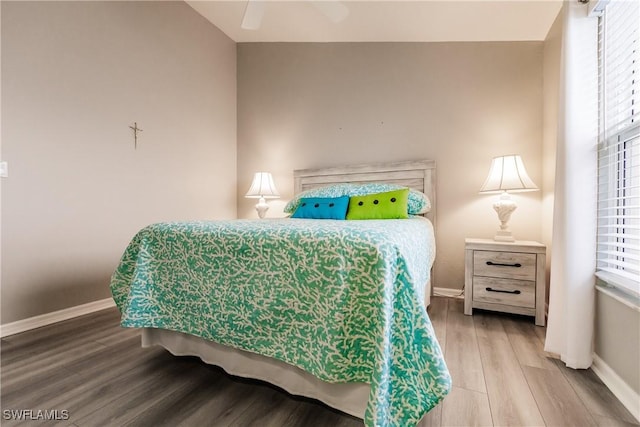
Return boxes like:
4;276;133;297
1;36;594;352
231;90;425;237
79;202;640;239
284;183;430;215
291;196;350;220
346;189;409;220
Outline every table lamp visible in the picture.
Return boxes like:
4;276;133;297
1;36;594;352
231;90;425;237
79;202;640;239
479;155;538;242
245;172;280;219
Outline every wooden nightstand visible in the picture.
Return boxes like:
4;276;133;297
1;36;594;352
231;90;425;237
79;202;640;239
464;238;546;326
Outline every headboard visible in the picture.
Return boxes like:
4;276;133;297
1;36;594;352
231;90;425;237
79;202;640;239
293;160;436;227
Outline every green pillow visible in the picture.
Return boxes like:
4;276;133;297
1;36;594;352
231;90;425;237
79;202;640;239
346;189;409;220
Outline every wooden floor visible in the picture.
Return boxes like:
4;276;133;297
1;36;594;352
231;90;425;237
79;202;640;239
1;297;638;427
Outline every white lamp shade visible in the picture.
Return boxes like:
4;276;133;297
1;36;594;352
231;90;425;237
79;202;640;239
245;172;280;199
479;155;538;193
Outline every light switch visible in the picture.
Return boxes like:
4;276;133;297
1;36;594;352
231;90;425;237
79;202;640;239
0;161;8;178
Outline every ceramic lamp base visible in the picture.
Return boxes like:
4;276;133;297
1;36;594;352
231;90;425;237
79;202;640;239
492;192;517;242
255;197;269;219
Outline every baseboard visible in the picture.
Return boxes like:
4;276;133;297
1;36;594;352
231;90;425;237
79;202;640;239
592;353;640;423
433;287;464;299
0;298;116;338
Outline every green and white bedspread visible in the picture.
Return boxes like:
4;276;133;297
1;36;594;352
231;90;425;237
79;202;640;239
110;217;451;426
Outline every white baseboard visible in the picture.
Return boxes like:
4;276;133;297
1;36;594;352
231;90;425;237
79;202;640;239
592;353;640;423
433;287;464;299
0;298;116;338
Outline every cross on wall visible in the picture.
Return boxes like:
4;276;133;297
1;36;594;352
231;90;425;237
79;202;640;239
129;122;143;149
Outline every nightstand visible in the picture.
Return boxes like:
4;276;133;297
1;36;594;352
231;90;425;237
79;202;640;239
464;238;546;326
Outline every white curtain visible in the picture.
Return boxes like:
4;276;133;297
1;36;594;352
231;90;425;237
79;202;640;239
544;1;599;369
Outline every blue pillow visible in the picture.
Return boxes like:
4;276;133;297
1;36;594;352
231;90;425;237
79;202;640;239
291;196;350;220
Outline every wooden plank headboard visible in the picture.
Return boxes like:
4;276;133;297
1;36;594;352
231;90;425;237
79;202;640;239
293;160;436;227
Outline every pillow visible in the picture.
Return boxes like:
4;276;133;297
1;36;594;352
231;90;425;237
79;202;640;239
346;189;409;220
291;196;350;220
409;188;431;214
284;183;431;215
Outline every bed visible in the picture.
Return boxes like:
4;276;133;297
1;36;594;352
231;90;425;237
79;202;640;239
110;160;450;427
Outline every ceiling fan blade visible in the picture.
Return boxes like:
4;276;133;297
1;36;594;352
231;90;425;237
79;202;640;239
309;1;349;24
241;0;267;30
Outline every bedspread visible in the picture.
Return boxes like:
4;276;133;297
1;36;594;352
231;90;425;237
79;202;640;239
110;217;451;426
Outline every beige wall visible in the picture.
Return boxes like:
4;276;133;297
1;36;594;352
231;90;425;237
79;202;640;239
237;42;544;290
542;12;562;302
595;290;640;396
1;1;237;323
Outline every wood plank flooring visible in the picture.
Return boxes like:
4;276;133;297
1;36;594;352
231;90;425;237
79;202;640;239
1;297;637;427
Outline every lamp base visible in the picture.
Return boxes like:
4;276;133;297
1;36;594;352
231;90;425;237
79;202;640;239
255;197;269;219
494;230;515;242
492;192;517;242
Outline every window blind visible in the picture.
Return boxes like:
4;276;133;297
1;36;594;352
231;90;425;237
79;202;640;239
596;0;640;295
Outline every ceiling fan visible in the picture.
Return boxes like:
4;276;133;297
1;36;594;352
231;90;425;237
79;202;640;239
241;0;349;30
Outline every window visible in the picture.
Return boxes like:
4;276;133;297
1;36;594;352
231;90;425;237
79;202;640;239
596;0;640;296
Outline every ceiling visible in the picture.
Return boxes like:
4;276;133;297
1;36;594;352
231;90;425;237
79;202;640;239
186;0;563;43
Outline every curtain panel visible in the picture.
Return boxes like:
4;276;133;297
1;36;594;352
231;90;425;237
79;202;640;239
544;0;599;369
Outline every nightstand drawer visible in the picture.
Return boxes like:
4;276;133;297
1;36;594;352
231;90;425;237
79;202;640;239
473;250;536;281
472;276;535;308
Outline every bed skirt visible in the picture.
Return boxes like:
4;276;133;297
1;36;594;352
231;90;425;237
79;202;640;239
141;328;370;419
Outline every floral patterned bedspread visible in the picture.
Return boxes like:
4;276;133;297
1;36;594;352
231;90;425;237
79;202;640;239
110;217;451;426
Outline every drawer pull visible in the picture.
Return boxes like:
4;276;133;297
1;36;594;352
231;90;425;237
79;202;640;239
486;287;521;295
486;261;522;268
